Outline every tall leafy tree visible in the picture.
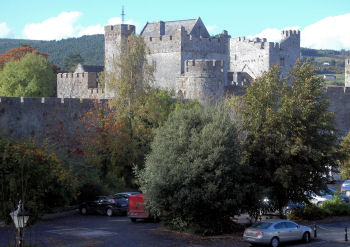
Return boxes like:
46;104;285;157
237;62;339;213
340;134;350;179
0;53;56;97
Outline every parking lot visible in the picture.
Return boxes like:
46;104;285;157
1;212;350;247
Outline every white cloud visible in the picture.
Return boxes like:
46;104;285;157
247;26;300;43
248;13;350;50
302;13;350;50
23;12;139;40
206;25;218;34
0;22;13;38
23;12;82;40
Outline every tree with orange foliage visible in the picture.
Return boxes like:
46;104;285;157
0;46;49;70
80;99;134;190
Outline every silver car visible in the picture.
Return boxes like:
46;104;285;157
243;219;313;247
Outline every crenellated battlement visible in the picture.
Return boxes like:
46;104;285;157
104;24;135;34
184;59;224;77
0;97;108;105
57;72;90;79
281;30;300;39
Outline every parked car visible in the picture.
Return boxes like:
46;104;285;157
128;193;156;222
243;219;313;247
309;190;333;206
341;180;350;197
112;192;141;215
79;196;124;216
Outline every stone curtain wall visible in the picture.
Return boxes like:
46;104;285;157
57;72;105;99
0;97;107;142
346;59;350;87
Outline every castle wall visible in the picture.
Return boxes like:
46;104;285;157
0;97;107;141
57;72;105;99
229;37;271;81
181;34;229;85
143;32;182;90
176;59;224;103
325;87;350;136
345;59;350;87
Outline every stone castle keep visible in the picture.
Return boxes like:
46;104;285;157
1;17;350;141
58;18;300;103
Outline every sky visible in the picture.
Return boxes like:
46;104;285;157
1;0;350;50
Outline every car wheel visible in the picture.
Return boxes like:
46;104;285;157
80;207;87;215
106;208;113;217
271;237;279;247
303;232;310;243
131;218;137;222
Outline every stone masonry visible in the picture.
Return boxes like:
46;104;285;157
101;17;300;101
346;58;350;87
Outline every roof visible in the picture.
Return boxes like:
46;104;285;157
75;64;104;73
140;18;209;37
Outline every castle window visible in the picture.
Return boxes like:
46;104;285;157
150;37;152;41
280;57;285;66
235;54;237;61
170;35;172;40
152;60;157;68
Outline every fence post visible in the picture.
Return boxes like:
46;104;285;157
345;226;348;241
314;224;317;238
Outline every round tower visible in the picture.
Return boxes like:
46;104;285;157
176;59;224;104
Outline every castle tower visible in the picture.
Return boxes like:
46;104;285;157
346;58;350;87
104;24;135;98
279;30;301;77
176;59;224;104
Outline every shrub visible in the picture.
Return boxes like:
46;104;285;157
321;195;350;216
289;204;326;221
137;104;251;235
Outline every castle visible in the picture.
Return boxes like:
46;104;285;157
2;18;350;143
57;17;300;103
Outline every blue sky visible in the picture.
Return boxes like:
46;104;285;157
1;0;350;50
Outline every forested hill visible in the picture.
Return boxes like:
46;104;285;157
0;34;104;69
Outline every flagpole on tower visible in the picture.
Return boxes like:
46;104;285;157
121;5;125;24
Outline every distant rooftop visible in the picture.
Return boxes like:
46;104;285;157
140;17;209;38
75;64;104;73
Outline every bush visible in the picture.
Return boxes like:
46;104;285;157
321;195;350;216
0;137;76;225
289;196;350;221
137;104;251;235
289;204;326;221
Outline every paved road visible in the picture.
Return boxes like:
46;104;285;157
1;213;350;247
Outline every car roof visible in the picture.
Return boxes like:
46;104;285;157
259;219;293;224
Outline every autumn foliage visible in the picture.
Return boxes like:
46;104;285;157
0;46;49;70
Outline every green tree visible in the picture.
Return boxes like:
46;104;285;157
0;136;76;225
237;62;339;214
340;133;350;179
0;53;56;97
137;104;250;235
63;53;84;72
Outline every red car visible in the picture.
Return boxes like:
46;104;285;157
128;193;153;222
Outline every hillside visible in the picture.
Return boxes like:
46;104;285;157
0;35;104;69
0;36;348;85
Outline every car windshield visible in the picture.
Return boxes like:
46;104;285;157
251;222;273;229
